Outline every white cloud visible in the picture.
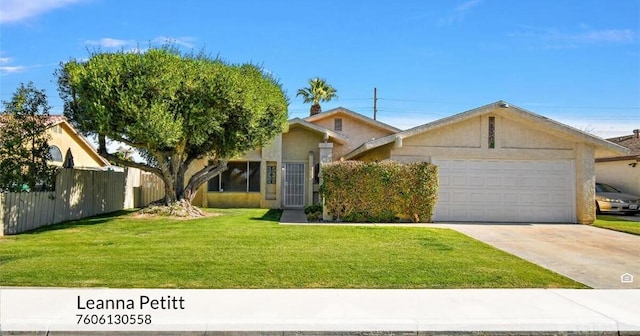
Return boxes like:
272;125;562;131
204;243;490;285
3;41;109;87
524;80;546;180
85;38;136;49
577;29;635;44
152;36;196;49
438;0;483;26
84;36;197;51
0;60;58;76
511;26;636;49
0;0;84;24
0;65;26;74
456;0;482;12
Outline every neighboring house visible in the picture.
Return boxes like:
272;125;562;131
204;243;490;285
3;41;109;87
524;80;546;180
595;129;640;196
189;101;627;224
46;116;111;169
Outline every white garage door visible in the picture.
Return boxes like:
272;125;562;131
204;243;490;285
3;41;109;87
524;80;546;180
432;159;575;223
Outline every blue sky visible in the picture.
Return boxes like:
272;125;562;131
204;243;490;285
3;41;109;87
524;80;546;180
1;0;638;137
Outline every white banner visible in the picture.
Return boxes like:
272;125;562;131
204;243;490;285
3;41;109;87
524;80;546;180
1;288;639;332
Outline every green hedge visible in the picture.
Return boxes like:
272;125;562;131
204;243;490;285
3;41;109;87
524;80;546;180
320;160;438;223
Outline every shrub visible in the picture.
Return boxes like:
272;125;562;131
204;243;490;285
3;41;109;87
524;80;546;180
321;160;438;223
304;203;323;214
304;204;323;222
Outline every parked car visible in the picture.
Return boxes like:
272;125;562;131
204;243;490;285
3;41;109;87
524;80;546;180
595;183;640;215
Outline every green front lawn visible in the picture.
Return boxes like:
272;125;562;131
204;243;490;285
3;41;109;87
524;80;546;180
593;215;640;235
0;209;584;288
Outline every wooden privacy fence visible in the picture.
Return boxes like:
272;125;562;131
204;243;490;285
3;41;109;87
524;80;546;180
1;168;165;236
0;169;124;235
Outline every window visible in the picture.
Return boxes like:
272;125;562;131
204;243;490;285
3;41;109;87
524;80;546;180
207;161;261;192
208;175;220;192
334;118;343;131
49;145;63;162
266;165;277;184
488;116;496;149
313;163;320;184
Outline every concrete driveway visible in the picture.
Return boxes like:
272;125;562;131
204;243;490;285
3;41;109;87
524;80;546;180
436;223;640;289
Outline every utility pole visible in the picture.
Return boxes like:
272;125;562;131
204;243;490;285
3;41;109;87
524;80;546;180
373;87;377;120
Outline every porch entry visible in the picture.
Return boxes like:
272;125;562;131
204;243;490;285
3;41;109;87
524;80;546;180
283;162;305;208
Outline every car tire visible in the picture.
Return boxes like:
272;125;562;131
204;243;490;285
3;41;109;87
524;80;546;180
595;202;602;215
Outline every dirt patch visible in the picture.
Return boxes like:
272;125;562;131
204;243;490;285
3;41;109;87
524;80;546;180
130;210;223;220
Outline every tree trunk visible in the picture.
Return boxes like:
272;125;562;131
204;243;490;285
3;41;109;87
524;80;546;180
153;161;228;217
310;103;322;116
96;134;225;218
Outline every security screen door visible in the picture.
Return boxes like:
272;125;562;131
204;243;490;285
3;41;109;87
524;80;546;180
283;162;305;208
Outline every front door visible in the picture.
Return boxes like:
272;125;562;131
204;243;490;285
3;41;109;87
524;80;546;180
283;162;305;208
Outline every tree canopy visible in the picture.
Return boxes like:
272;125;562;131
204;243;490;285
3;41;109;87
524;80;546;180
0;82;57;192
296;78;338;116
57;47;289;212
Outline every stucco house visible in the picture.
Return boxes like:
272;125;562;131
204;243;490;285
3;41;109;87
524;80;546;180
595;129;640;196
46;116;111;169
190;101;627;224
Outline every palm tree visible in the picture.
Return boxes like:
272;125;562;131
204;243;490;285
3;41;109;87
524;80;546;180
296;78;338;116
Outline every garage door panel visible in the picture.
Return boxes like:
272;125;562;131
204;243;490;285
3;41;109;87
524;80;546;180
503;192;519;204
469;192;485;204
452;176;467;186
452;191;467;202
469;176;484;186
502;176;517;187
433;159;575;223
519;193;535;203
485;192;502;203
439;191;451;202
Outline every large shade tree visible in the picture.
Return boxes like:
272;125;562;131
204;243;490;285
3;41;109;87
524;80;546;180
58;47;289;215
296;78;338;116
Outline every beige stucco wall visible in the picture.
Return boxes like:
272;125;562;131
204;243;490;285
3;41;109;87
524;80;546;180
207;192;261;208
403;117;482;148
390;113;577;162
596;160;640;196
260;134;282;208
312;113;396;159
282;126;324;162
47;123;106;168
575;143;596;224
356;143;393;162
500;118;574;150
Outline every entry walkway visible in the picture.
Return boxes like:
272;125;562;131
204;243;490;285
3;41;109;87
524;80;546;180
279;209;308;224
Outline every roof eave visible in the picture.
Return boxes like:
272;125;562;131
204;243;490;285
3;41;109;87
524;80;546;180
304;107;401;133
288;118;349;145
57;120;112;167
